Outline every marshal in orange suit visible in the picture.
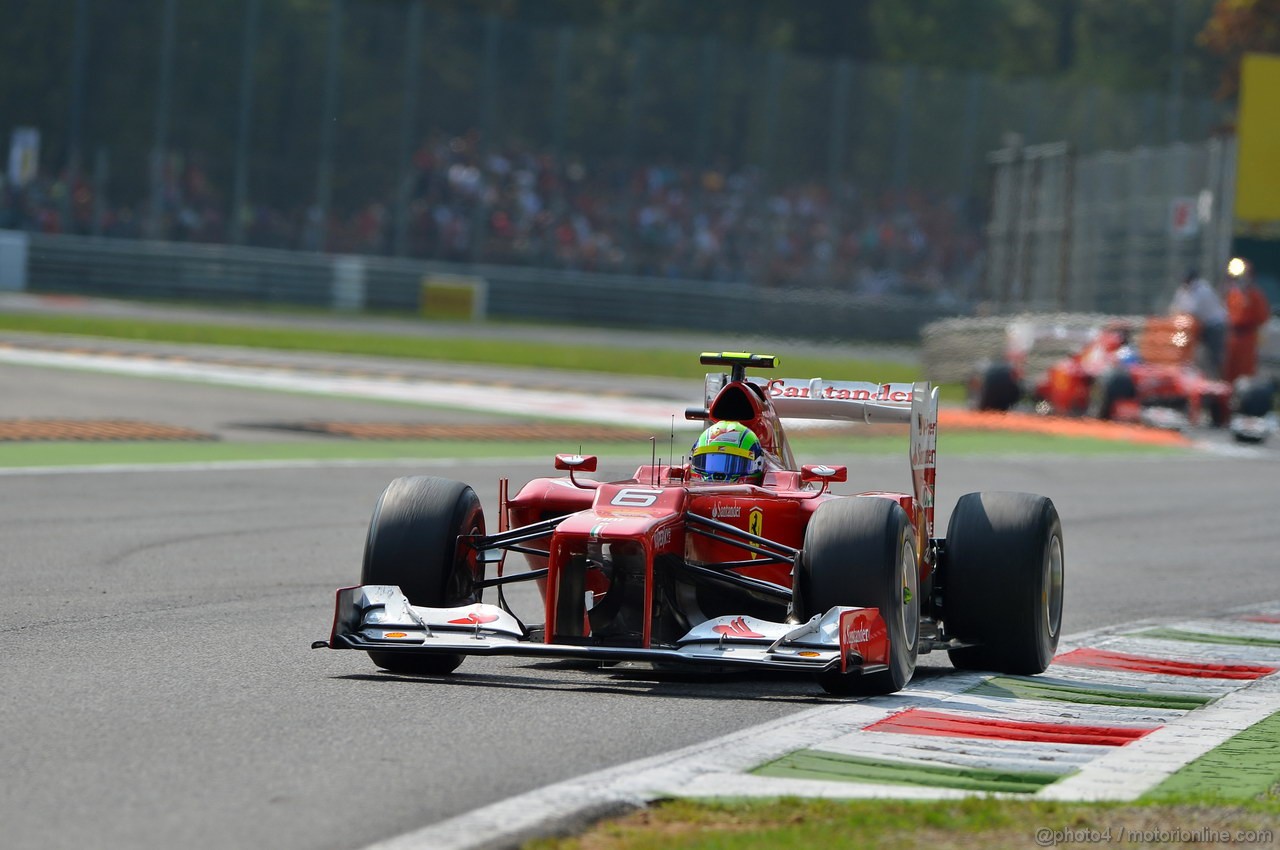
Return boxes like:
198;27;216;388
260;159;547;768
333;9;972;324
1224;257;1272;382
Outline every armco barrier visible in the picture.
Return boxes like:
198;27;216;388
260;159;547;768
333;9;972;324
921;313;1137;384
14;232;963;343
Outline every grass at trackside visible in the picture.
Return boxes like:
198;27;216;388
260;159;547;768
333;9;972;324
528;796;1280;850
0;311;929;388
0;428;1185;469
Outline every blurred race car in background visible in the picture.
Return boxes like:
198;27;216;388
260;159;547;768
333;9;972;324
317;352;1065;695
971;314;1275;441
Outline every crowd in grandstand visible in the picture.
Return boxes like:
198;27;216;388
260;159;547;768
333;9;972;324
0;132;982;299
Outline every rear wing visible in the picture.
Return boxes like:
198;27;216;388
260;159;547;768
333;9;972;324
723;376;938;539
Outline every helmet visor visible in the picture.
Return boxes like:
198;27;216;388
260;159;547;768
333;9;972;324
693;451;755;481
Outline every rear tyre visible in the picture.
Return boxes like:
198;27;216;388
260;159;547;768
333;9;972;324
1088;370;1136;420
944;492;1064;674
970;362;1022;412
795;498;918;696
1234;377;1275;417
361;476;486;675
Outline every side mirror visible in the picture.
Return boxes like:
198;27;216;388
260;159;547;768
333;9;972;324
800;464;848;483
555;454;598;472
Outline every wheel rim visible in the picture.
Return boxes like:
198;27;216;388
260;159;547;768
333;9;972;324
1043;533;1064;637
900;538;919;650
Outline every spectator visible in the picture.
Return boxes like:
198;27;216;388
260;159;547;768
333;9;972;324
1224;257;1271;382
1170;267;1227;377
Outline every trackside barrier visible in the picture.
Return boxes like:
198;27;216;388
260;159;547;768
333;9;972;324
20;232;963;342
922;313;1136;384
0;230;29;291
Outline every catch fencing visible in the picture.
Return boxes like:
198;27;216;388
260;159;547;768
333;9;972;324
983;136;1237;316
1;2;1230;295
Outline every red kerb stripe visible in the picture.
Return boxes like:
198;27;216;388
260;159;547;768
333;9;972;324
1055;647;1276;679
1241;614;1280;624
864;708;1155;746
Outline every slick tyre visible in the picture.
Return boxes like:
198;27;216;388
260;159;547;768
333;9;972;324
795;498;918;696
944;492;1064;674
361;476;486;675
970;362;1022;412
1088;370;1136;420
1234;377;1275;418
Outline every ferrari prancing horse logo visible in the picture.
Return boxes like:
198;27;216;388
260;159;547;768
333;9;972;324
747;507;764;558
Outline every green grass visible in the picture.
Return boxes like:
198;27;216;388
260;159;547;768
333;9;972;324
0;311;925;386
0;308;1188;469
527;796;1280;850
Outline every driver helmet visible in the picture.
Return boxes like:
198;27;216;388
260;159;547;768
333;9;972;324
690;421;764;483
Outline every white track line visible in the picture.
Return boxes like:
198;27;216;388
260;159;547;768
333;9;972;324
0;346;690;429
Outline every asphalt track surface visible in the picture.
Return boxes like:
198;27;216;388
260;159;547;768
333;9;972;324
3;351;1279;850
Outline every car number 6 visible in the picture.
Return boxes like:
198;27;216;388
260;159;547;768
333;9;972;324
611;488;659;507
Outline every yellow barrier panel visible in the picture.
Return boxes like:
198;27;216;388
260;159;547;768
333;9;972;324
1236;52;1280;225
420;274;487;321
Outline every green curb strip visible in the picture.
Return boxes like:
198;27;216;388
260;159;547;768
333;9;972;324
1136;628;1280;648
968;676;1213;710
752;750;1061;794
1144;710;1280;801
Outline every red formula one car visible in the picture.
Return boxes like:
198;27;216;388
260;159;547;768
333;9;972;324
972;315;1234;428
317;352;1065;695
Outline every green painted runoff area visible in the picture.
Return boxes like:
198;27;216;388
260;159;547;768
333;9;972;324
966;676;1213;710
753;750;1061;794
0;311;921;385
1144;710;1280;801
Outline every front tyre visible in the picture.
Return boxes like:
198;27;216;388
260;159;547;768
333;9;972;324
944;492;1064;674
969;362;1022;412
795;498;919;696
361;476;486;675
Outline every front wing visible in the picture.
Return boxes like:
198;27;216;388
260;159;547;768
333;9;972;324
318;585;890;676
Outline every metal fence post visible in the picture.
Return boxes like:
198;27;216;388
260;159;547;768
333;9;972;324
694;37;718;168
889;65;918;276
758;50;783;179
148;0;178;240
957;72;984;204
91;148;109;237
1058;146;1075;311
469;14;501;262
392;0;424;257
66;0;91;184
826;58;851;187
1167;0;1187;145
230;0;261;246
551;26;573;160
623;34;649;164
312;0;344;252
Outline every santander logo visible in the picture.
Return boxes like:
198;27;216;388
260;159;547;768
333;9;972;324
448;611;500;625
